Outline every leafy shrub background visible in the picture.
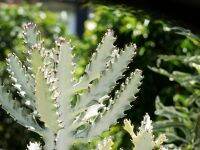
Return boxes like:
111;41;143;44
152;32;200;149
0;2;200;150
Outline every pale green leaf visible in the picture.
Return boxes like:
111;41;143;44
124;119;136;140
41;129;56;150
23;22;40;48
150;67;200;92
55;38;75;150
30;49;43;75
0;84;42;134
75;30;116;90
56;38;74;125
7;54;35;106
23;22;43;75
35;69;60;133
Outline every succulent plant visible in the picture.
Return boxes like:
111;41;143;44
0;23;143;150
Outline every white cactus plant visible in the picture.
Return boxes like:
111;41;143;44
0;22;144;150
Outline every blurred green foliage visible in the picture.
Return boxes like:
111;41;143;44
152;32;200;149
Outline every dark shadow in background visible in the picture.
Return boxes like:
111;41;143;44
90;0;200;33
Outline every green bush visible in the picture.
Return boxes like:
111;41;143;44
152;31;200;149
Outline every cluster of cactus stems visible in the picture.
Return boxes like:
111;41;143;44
0;22;145;150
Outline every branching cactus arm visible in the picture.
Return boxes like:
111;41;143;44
23;23;43;75
35;68;60;133
74;30;116;90
0;84;42;134
7;54;35;108
41;129;56;150
88;69;143;138
23;23;40;48
55;38;75;125
54;38;76;150
76;44;137;110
